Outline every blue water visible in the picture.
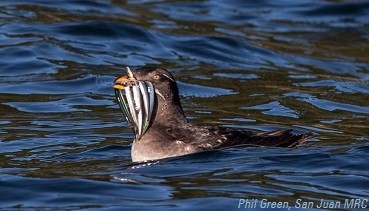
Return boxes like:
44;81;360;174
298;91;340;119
1;0;368;210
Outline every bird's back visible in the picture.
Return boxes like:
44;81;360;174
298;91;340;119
192;126;311;150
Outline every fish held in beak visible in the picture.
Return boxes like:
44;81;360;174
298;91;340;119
113;67;156;139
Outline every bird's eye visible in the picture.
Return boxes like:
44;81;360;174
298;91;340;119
153;75;160;80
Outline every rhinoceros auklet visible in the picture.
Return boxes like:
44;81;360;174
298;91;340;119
114;67;312;162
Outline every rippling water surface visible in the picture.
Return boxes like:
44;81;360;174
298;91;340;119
1;0;368;210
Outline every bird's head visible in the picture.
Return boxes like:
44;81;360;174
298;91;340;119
113;67;186;139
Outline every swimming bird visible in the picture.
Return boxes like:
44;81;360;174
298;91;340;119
114;67;312;162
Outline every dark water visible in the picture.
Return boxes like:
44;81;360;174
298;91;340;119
1;0;369;210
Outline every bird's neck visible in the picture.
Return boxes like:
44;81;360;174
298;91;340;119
151;90;189;127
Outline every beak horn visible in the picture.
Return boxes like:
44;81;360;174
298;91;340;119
127;66;134;78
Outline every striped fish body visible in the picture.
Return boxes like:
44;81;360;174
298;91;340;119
115;81;156;139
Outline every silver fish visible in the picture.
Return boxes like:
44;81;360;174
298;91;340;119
132;84;143;136
138;81;150;131
125;85;138;129
146;81;155;122
115;81;156;139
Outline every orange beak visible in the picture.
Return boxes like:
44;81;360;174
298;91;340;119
113;75;137;90
113;67;138;90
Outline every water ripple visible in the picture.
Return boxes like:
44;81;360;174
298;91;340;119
284;92;369;114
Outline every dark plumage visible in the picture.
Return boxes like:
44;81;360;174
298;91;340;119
114;67;312;162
